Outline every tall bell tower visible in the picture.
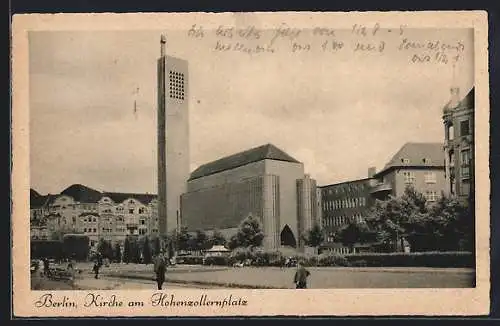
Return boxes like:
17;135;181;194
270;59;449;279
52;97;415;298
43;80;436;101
157;34;190;240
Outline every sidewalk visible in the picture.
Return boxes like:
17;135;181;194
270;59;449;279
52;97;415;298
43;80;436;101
74;276;123;290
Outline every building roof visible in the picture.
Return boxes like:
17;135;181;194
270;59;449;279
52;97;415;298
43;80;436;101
375;142;445;177
319;177;372;189
443;87;474;113
189;143;301;181
60;184;103;203
103;192;156;205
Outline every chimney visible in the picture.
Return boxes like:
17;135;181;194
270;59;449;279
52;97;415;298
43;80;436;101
368;167;376;178
160;34;167;57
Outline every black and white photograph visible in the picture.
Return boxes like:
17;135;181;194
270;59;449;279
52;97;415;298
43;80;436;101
12;12;489;316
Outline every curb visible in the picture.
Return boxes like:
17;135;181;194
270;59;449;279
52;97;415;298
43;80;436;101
104;273;287;289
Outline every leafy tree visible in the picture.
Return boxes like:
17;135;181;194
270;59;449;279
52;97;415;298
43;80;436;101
114;242;122;263
97;239;113;259
194;229;210;251
176;226;192;252
133;240;142;263
142;236;152;264
336;221;373;253
365;186;427;252
123;237;131;264
152;236;161;256
210;229;227;246
228;214;264;250
425;195;472;251
302;223;324;254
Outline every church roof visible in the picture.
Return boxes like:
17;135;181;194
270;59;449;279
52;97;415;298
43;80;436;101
189;143;301;181
374;142;445;177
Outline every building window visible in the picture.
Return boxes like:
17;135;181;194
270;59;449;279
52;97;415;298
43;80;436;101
403;171;416;185
460;120;470;137
424;172;437;184
425;191;438;202
140;219;145;225
129;209;134;214
447;124;454;140
93;228;97;233
461;149;471;179
138;208;145;214
401;158;410;164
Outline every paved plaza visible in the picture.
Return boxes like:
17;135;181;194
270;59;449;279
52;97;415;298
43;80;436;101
68;263;475;289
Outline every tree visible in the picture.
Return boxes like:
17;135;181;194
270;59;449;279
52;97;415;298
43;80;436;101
194;229;209;251
228;214;264;250
114;242;122;263
142;236;152;264
365;186;427;252
123;237;131;264
210;229;227;247
336;221;373;253
152;236;161;256
302;223;324;254
97;239;113;259
176;226;192;252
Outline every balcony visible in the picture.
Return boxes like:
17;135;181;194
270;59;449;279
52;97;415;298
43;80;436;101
370;182;392;194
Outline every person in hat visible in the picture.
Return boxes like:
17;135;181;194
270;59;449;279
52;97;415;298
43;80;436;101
93;252;103;279
154;250;167;290
293;261;311;289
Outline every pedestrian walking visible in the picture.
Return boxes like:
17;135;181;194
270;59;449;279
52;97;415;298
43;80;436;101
43;257;50;277
93;252;103;279
293;261;311;289
154;251;167;290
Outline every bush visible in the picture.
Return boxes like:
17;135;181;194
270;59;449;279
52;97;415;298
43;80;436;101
253;250;286;267
317;252;350;267
228;247;254;265
290;253;319;267
203;256;229;266
344;251;474;268
176;255;204;265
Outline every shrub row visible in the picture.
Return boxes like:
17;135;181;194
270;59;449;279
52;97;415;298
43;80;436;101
344;251;474;268
178;249;474;268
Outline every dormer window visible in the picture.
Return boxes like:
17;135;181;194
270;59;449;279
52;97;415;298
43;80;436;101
422;158;430;164
401;158;410;164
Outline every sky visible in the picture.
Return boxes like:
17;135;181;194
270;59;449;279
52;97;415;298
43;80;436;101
29;27;474;195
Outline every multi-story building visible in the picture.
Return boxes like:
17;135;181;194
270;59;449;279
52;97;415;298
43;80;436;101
319;176;376;254
30;184;158;249
180;143;320;251
371;142;446;202
442;87;475;202
319;142;446;254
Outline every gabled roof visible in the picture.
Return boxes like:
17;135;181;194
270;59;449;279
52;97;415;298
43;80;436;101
189;143;301;181
375;142;444;177
60;184;103;203
30;189;44;209
103;192;156;205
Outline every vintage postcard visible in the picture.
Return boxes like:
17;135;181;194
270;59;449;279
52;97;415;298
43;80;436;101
11;11;489;317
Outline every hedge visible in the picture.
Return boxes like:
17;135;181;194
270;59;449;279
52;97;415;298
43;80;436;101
176;255;204;265
31;240;64;259
178;250;474;268
343;251;474;268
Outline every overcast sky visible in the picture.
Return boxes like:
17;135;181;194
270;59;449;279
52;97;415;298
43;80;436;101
29;28;474;195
